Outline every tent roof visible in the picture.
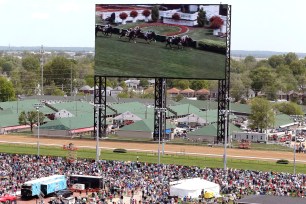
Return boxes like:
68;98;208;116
177;114;206;124
195;89;210;94
167;87;181;94
180;88;195;94
79;85;91;91
113;111;142;121
120;118;176;132
170;178;219;191
189;123;241;137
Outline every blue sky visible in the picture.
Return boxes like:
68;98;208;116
0;0;305;52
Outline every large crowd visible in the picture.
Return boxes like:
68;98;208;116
1;153;306;203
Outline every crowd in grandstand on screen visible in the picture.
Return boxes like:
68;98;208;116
1;153;306;203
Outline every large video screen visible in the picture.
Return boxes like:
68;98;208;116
95;4;228;79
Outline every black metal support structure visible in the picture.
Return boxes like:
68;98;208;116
217;5;231;143
154;78;167;141
94;76;106;138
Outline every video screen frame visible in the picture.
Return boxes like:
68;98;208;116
95;4;229;80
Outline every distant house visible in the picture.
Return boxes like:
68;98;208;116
180;88;195;98
276;90;287;101
111;86;124;95
125;79;140;89
167;87;181;98
106;86;113;96
79;85;92;94
195;88;210;99
242;89;255;100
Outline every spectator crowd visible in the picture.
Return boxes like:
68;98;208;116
1;153;306;203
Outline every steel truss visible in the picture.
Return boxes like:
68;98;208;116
217;5;231;143
153;78;167;141
94;76;106;138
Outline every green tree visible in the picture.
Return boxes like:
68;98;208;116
275;64;297;92
250;67;275;95
139;79;149;87
284;52;298;65
174;94;184;102
85;75;94;87
290;60;305;76
151;5;160;22
22;55;40;72
244;56;257;69
2;61;13;75
255;59;271;68
119;81;127;89
230;74;245;102
197;8;206;27
117;91;129;98
44;56;75;92
274;102;304;116
173;80;189;90
190;80;209;90
19;70;39;95
268;55;285;68
19;110;45;132
249;97;275;132
0;76;15;102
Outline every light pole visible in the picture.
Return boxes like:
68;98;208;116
40;45;44;95
222;97;231;174
155;107;166;164
223;109;229;172
294;134;296;175
34;103;44;158
95;105;101;162
293;115;303;175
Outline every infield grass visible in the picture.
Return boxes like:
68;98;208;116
1;143;306;174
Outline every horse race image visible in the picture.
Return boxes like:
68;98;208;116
95;4;228;79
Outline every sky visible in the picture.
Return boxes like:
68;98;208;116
0;0;305;53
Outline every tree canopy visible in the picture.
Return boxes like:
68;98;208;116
249;97;275;132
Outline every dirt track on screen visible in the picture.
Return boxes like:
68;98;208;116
1;135;306;163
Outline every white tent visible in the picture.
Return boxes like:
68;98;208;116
170;178;220;199
113;111;142;121
177;114;206;125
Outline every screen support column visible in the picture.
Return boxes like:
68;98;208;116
154;78;166;141
217;5;231;143
94;76;106;139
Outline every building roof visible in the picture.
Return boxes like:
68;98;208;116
180;88;195;94
195;88;210;95
39;115;95;130
120;118;175;132
167;87;181;94
168;103;202;116
79;85;91;91
179;98;218;110
0;99;54;114
274;114;295;128
189;123;240;137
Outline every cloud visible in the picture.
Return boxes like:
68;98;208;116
31;12;49;20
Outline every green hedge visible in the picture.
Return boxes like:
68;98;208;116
276;159;289;164
198;39;226;54
113;148;127;153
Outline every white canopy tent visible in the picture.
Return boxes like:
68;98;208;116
170;178;220;199
177;114;207;125
113;111;142;121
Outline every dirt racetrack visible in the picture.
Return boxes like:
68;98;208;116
1;135;306;163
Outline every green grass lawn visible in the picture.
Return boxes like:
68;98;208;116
1;143;305;174
95;34;226;79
